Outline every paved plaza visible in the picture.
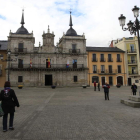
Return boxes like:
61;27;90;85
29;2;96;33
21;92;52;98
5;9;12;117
0;86;140;140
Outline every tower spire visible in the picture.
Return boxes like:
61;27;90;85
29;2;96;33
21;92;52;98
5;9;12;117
47;25;50;33
69;10;73;27
20;9;25;26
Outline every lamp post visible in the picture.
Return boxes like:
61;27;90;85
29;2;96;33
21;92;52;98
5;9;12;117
118;5;140;54
0;49;18;82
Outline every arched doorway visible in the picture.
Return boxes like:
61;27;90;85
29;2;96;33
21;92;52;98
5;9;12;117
92;76;99;83
117;76;123;85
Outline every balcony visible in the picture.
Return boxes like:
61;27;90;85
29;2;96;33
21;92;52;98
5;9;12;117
116;58;122;62
0;69;2;76
92;58;98;62
100;58;106;62
69;49;80;54
97;69;117;75
128;71;138;75
15;48;27;54
108;58;113;62
128;60;137;65
10;64;87;71
127;49;137;53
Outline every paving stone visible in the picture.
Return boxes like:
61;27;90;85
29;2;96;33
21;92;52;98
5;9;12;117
0;86;140;140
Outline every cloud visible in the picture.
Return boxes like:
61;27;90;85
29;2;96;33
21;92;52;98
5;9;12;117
0;0;139;47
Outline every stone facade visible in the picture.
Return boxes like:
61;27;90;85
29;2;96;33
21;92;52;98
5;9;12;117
8;13;88;87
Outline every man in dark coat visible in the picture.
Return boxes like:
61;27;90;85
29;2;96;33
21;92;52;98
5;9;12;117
102;82;110;100
0;81;19;132
131;83;137;95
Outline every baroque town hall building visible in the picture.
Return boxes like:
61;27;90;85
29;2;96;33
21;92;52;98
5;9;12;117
8;11;88;87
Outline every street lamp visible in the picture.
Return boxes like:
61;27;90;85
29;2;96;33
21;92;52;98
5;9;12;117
118;5;140;54
0;49;18;82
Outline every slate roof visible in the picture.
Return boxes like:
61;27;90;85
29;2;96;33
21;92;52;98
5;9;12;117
86;47;125;52
0;40;8;50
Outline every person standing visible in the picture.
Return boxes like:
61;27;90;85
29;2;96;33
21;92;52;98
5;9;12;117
0;81;19;132
93;81;96;91
131;83;137;95
98;81;100;91
102;82;110;100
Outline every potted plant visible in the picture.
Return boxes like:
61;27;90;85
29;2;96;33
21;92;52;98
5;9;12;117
82;85;87;88
51;85;56;89
116;83;121;88
18;85;23;89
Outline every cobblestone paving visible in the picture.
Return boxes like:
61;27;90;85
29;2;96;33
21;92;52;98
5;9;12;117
0;86;140;140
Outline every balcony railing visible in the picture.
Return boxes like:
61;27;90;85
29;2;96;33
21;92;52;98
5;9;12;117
128;60;137;64
93;70;97;73
15;48;27;53
108;58;113;62
0;69;2;76
128;71;138;75
69;49;80;54
97;69;117;74
116;58;122;62
10;64;85;69
92;58;98;62
127;49;137;53
100;58;106;62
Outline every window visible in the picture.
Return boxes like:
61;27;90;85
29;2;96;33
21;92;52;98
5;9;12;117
18;76;23;82
109;76;113;85
93;65;97;73
100;54;104;61
92;54;96;61
18;59;23;68
118;65;121;73
130;44;134;52
74;76;77;82
131;56;135;63
101;65;105;73
18;43;23;52
73;59;77;68
108;54;112;61
72;44;76;53
117;54;121;62
108;65;112;73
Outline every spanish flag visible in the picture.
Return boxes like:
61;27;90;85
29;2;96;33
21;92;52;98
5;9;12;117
48;58;50;68
30;59;32;68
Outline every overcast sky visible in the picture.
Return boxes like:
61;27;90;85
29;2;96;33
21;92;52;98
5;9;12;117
0;0;140;47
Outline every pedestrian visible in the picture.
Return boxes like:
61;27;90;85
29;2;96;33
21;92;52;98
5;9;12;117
93;81;96;91
98;81;100;91
131;83;137;95
102;82;110;100
0;81;19;132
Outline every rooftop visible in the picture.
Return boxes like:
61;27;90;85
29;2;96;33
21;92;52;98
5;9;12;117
0;40;8;50
86;47;125;52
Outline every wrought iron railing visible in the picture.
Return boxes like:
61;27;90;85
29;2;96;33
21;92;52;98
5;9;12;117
116;58;122;62
100;58;106;62
128;71;138;75
92;58;98;62
97;69;117;74
11;64;85;69
127;49;137;53
108;58;113;62
128;60;137;64
69;49;80;54
15;48;27;53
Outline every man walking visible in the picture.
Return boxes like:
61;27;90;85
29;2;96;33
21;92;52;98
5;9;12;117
93;81;96;91
102;82;110;100
131;83;137;95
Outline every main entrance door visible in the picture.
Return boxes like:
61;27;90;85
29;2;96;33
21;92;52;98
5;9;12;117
101;77;105;85
117;76;123;85
45;75;52;86
128;78;131;86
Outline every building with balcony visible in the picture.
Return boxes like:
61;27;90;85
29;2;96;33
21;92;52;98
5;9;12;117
114;37;140;86
7;11;88;87
0;41;8;87
86;47;126;86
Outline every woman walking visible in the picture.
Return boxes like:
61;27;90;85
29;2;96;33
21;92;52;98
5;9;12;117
0;81;19;132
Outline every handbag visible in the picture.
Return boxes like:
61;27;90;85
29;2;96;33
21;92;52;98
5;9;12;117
0;103;4;117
